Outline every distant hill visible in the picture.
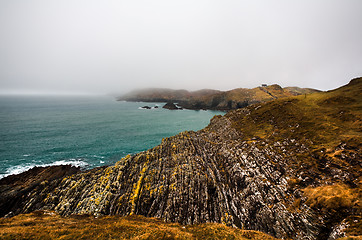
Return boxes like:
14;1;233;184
118;85;320;110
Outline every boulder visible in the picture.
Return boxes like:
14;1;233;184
162;102;182;110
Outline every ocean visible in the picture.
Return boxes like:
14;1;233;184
0;95;224;179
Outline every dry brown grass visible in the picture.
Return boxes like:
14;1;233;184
0;211;278;240
303;184;360;211
337;237;362;240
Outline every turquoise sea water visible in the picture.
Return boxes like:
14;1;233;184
0;95;224;179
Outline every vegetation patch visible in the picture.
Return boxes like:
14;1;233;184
303;183;360;211
0;211;278;240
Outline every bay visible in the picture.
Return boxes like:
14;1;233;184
0;95;224;178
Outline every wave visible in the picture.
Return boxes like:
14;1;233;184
0;159;88;179
138;105;160;110
138;107;158;110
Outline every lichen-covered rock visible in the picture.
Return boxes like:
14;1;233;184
0;165;81;218
1;78;361;240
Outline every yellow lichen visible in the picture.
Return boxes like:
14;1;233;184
221;212;233;226
129;162;148;215
95;197;101;206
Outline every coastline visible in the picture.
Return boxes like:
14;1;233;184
0;78;361;239
0;97;224;179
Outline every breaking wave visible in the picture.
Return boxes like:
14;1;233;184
0;159;88;179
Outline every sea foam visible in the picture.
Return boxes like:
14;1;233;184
0;159;88;179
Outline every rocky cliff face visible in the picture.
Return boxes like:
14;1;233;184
1;78;361;239
0;165;80;218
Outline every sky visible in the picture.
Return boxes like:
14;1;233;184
0;0;361;95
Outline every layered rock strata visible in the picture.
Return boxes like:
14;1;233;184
1;78;361;239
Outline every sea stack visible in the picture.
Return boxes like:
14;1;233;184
162;102;182;110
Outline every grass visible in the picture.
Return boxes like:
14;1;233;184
224;78;362;238
0;211;278;240
228;78;362;149
303;183;360;211
303;183;361;238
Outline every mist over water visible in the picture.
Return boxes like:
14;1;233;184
0;95;224;178
1;1;362;94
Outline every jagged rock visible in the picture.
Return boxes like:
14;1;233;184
141;106;152;109
0;78;361;240
163;102;182;110
0;165;81;218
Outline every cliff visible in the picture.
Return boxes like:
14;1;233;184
118;85;320;110
0;78;361;239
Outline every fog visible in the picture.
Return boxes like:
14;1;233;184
0;0;361;95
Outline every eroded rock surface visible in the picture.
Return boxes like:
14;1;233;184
0;165;80;218
1;78;361;240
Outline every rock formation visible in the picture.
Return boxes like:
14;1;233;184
0;78;361;239
141;106;152;109
0;165;80;218
162;102;182;110
118;85;320;111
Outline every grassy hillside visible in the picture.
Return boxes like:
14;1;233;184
224;78;361;238
227;77;361;147
0;211;277;240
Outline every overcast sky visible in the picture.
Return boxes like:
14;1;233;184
0;0;361;95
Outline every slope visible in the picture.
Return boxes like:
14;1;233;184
0;78;360;240
0;211;277;240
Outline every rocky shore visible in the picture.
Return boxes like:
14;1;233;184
118;84;320;111
0;78;360;239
